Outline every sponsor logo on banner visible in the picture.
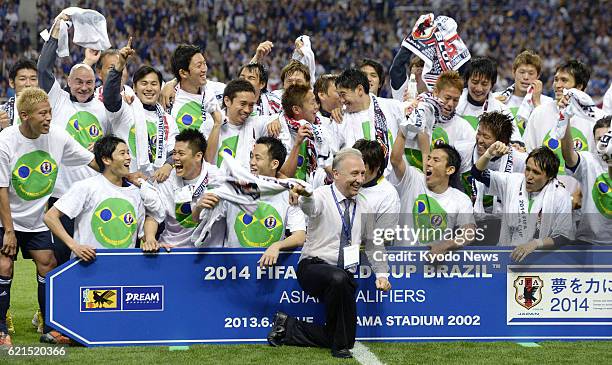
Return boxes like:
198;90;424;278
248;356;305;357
123;286;164;311
513;276;543;309
81;287;120;311
80;286;164;312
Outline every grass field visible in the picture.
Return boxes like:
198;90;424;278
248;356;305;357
2;259;611;364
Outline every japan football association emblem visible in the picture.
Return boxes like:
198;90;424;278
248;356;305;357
513;276;543;309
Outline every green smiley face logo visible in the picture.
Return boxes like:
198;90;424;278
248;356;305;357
543;127;588;175
91;198;137;248
128;120;158;162
11;151;58;201
592;173;611;219
234;202;284;247
412;194;448;243
66;111;103;148
176;101;202;132
175;202;198;228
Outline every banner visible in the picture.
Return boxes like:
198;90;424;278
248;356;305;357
46;247;612;346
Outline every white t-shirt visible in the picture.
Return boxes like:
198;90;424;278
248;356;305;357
54;174;145;249
523;101;603;172
156;163;224;247
222;190;306;248
170;86;216;132
390;165;475;245
456;89;522;143
602;84;612;115
0;125;93;231
200;116;275;168
492;92;554;137
361;176;401;244
338;95;404;176
566;151;612;244
487;171;574;246
48;80;110;197
108;98;178;173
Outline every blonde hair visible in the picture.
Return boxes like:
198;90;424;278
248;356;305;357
16;87;49;116
435;70;463;92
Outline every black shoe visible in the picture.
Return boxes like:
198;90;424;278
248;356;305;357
332;348;353;359
267;312;288;347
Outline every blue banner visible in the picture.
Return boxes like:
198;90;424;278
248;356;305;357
46;247;612;346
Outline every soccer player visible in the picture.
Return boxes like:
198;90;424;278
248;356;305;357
196;137;306;261
523;60;605;156
353;139;400;245
472;142;574;260
0;88;99;345
0;59;38;129
103;39;179;179
313;74;341;156
561;115;612;244
202;79;285;168
403;70;476;170
277;84;333;184
456;112;527;215
335;69;405;176
493;50;553;136
239;62;282;117
456;57;522;144
168;44;225;132
143;129;223;249
44;136;162;260
271;60;311;99
360;59;385;97
389;47;427;101
390;130;476;251
38;12;111;266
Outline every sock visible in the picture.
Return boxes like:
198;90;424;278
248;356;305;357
0;275;12;333
37;272;52;334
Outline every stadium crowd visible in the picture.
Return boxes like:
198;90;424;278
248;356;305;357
0;0;611;359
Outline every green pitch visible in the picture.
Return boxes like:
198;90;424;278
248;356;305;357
3;260;611;364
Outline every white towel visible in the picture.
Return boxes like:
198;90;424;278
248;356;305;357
515;85;535;125
550;88;597;141
50;7;111;58
400;92;444;136
191;154;311;245
597;129;612;166
292;35;316;86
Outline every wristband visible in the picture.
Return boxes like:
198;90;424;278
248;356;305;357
483;150;493;160
534;239;544;248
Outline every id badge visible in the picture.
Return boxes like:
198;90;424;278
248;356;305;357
175;185;193;203
343;244;360;269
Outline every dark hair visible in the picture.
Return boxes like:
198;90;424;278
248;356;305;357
352;139;387;176
9;58;37;81
555;60;590;91
313;73;338;105
94;135;126;172
256;136;287;172
335;68;370;94
223;79;256;106
175;128;207;157
433;143;462;188
478;111;515;145
133;65;163;85
239;63;268;91
280;60;310;84
171;44;203;81
593;115;611;136
360;59;385;96
463;57;498;87
282;84;311;118
98;49;119;69
527;147;559;179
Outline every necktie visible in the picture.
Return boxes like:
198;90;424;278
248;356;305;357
337;199;352;269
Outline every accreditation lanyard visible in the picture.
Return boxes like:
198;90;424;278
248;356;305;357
330;186;356;245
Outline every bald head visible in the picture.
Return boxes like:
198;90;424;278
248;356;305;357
68;63;96;103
